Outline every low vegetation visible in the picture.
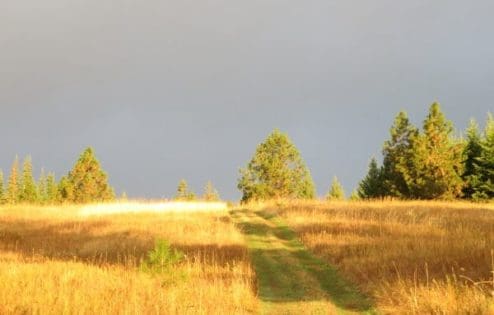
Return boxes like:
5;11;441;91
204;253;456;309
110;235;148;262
269;200;494;314
0;203;257;314
1;200;493;314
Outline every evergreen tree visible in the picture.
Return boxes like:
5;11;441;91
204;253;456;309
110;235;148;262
57;175;74;203
175;179;196;200
238;129;316;202
471;114;494;200
407;103;464;199
462;119;483;198
19;156;38;203
45;173;58;203
382;111;418;198
326;176;345;200
203;181;220;201
64;148;115;203
7;156;20;204
358;158;385;199
349;190;360;201
0;170;4;204
38;169;47;203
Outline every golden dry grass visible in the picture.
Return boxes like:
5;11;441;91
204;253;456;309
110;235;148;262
0;203;258;315
259;200;494;314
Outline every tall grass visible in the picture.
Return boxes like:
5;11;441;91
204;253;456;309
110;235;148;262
263;200;494;314
0;202;258;314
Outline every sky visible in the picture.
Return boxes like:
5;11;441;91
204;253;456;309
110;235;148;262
1;1;493;199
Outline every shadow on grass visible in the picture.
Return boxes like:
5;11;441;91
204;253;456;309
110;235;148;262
231;208;376;313
0;218;248;268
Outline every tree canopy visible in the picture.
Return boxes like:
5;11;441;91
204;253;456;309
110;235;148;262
238;129;315;202
1;103;494;203
63;147;115;203
382;111;417;198
326;176;345;200
358;158;385;199
360;103;482;200
175;179;196;201
405;103;464;199
469;114;494;200
203;181;220;201
7;156;20;204
20;156;38;203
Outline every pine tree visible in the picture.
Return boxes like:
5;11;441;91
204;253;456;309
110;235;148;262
57;175;74;203
407;103;464;199
0;170;5;204
349;190;360;201
19;156;39;203
238;129;316;202
203;181;220;201
382;111;418;198
64;147;115;203
45;173;58;203
471;114;494;200
38;169;47;203
176;179;188;200
462;119;483;198
7;156;20;204
326;176;345;200
358;158;385;199
175;179;196;201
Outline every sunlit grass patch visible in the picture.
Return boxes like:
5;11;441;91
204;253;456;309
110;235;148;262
79;201;228;217
0;202;257;315
264;200;494;314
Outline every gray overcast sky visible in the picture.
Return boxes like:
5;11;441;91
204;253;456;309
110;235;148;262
1;1;493;199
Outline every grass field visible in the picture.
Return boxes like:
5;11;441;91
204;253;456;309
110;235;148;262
0;203;257;314
267;200;494;314
1;201;493;314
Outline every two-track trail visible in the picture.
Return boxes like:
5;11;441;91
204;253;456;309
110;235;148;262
231;208;375;315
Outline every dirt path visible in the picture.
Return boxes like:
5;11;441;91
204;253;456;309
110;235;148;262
231;208;375;315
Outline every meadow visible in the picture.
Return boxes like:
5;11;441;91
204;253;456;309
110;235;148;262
269;200;494;314
0;203;257;315
1;201;494;314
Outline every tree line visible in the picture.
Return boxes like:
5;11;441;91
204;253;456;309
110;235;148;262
358;102;494;201
2;103;492;204
173;179;221;201
0;147;114;204
237;103;494;202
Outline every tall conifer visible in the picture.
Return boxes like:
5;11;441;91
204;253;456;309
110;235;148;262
45;173;58;203
64;148;115;203
7;156;20;204
326;176;345;200
382;111;418;198
462;119;483;198
58;175;74;203
38;169;47;203
407;103;464;199
238;129;315;202
358;158;385;199
471;114;494;199
175;179;196;200
20;156;38;203
203;181;220;201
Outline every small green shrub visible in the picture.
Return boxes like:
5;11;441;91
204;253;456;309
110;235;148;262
140;239;184;275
